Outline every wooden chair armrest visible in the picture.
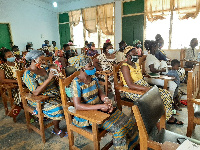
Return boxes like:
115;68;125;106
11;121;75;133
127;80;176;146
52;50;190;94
64;106;110;124
191;99;200;105
96;71;113;76
115;85;145;95
22;93;49;103
1;84;18;89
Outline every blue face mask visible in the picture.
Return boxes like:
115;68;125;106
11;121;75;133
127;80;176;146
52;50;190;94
85;67;96;76
136;44;142;48
7;57;15;62
108;49;115;54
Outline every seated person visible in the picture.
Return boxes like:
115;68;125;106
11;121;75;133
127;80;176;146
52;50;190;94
133;40;143;57
67;40;78;56
71;55;140;150
87;43;98;56
0;49;23;106
23;50;66;138
26;44;33;52
185;38;198;68
42;40;49;48
144;40;178;99
116;40;126;62
120;46;183;125
12;45;21;60
93;42;117;93
63;44;75;60
167;59;182;110
155;34;168;61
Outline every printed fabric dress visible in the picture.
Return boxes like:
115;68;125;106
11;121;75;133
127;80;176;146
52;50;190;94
23;67;64;120
72;75;139;150
120;62;173;120
0;62;23;105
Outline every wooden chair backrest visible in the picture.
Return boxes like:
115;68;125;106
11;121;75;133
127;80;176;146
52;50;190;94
113;62;124;88
187;64;200;100
59;71;80;107
180;49;186;68
44;56;53;64
100;48;103;54
139;55;147;75
16;70;26;94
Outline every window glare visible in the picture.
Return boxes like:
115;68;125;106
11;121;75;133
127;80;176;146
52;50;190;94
73;21;84;48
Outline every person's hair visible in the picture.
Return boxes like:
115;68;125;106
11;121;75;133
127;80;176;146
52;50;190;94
171;59;180;67
69;40;73;43
63;44;70;49
155;34;162;41
190;38;198;46
85;41;88;45
119;40;126;48
2;49;12;61
103;43;112;53
25;50;44;62
26;45;32;50
52;41;56;44
144;40;158;51
12;45;18;51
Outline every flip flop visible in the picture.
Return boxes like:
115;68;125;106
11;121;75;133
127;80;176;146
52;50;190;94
167;118;184;125
52;130;68;137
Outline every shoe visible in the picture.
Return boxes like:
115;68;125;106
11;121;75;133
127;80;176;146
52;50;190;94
52;129;68;137
167;118;184;125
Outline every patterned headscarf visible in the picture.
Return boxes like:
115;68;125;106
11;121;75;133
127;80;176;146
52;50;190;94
25;50;44;61
68;54;92;70
124;46;136;55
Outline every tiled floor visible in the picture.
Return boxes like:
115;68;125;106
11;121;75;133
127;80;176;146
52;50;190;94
0;83;200;150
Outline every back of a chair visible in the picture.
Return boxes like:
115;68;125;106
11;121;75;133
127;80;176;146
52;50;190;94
16;70;26;94
139;55;147;75
100;48;103;54
180;49;186;68
187;65;200;100
134;86;165;134
59;71;80;107
113;62;124;88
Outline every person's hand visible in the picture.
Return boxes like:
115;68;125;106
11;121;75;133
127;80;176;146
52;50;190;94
160;68;166;72
48;70;56;80
107;104;115;113
100;104;110;112
104;98;112;105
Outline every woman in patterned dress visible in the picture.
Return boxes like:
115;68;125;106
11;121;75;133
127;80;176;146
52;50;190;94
0;49;23;105
71;55;139;150
120;46;183;125
93;43;117;92
23;50;66;138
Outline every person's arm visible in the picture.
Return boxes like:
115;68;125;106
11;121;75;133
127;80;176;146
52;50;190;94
0;69;18;83
121;65;149;91
149;64;166;73
93;58;102;71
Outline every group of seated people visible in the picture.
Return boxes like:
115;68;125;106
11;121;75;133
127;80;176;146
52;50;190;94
0;35;199;149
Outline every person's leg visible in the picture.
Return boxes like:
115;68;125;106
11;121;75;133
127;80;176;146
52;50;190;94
53;120;66;138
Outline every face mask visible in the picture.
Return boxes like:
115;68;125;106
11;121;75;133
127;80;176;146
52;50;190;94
35;60;42;69
28;49;32;52
130;55;138;62
85;67;96;76
7;57;16;62
108;49;115;54
136;44;142;48
14;51;20;55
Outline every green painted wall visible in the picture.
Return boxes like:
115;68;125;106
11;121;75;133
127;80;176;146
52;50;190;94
59;13;69;23
122;15;144;46
0;24;12;49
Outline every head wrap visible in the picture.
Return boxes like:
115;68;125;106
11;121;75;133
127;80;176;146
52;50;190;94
124;46;135;55
68;54;92;70
25;50;44;61
106;39;111;43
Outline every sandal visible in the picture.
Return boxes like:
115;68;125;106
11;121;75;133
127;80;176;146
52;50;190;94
167;118;184;125
52;130;68;137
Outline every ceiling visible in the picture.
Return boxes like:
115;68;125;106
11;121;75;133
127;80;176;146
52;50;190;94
35;0;80;4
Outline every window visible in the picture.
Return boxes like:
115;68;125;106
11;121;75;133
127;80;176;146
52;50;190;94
73;17;84;48
146;15;170;49
171;12;200;49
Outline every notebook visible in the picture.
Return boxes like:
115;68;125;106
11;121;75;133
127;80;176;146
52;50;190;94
148;73;160;78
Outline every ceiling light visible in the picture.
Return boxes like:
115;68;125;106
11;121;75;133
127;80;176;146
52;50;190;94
53;2;57;7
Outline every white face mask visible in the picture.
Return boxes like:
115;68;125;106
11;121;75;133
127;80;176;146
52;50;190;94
108;49;115;54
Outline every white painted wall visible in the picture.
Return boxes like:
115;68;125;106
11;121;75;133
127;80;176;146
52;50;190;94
58;0;122;49
0;0;60;51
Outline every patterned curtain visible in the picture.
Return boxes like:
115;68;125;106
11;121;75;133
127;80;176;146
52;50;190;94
82;7;97;33
97;3;114;35
68;10;81;26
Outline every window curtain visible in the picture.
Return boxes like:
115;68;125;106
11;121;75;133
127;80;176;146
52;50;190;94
82;7;97;33
146;0;200;21
174;0;200;19
146;0;173;22
97;3;114;35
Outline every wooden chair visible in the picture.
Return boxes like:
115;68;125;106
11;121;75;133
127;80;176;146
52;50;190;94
0;83;19;122
96;70;113;97
44;56;53;64
132;86;200;150
100;48;103;54
59;71;113;150
186;64;200;137
138;54;175;90
180;49;193;72
16;70;53;143
113;62;145;111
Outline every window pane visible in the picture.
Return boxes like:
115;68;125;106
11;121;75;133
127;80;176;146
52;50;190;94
171;12;200;49
86;30;99;48
73;21;84;48
146;16;170;49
